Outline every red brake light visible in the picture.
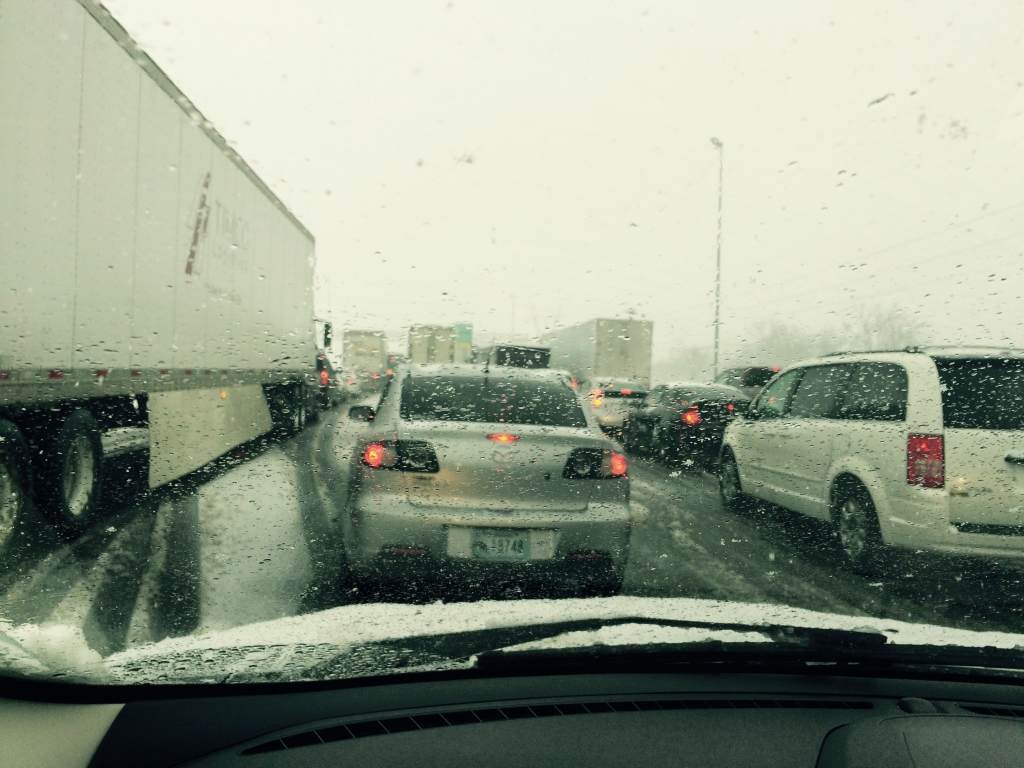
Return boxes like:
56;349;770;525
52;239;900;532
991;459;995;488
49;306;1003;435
609;451;627;477
487;433;519;443
772;366;781;372
620;389;632;395
319;369;329;386
726;403;735;411
362;443;386;468
347;378;356;385
571;379;578;388
682;407;702;426
907;434;944;488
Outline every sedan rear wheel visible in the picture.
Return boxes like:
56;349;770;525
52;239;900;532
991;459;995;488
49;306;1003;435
652;424;670;463
719;451;747;511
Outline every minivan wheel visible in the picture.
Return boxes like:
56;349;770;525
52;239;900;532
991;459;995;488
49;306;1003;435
719;451;747;511
0;420;32;551
835;484;883;574
39;409;104;537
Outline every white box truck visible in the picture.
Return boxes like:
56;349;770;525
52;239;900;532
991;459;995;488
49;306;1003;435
543;319;654;388
342;330;388;390
0;0;317;537
408;326;454;364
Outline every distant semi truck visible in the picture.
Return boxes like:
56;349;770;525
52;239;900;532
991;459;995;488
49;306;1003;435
408;326;454;364
483;344;551;369
342;331;388;381
543;319;653;388
0;0;317;538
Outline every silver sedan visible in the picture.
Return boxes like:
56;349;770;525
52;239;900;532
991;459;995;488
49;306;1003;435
341;365;632;595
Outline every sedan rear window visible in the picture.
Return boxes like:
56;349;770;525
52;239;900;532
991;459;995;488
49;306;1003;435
400;376;588;427
667;386;733;406
935;358;1024;431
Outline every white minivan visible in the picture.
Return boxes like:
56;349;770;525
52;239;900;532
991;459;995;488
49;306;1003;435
719;349;1024;571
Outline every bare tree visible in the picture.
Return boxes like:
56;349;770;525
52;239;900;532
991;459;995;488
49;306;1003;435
652;305;933;384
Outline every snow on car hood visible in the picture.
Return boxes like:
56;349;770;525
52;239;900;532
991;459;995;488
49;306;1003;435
97;597;1024;683
9;597;1024;685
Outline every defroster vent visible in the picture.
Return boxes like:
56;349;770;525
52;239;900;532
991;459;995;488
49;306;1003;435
240;698;873;756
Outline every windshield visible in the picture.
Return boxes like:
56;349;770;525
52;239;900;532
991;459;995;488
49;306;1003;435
4;0;1024;688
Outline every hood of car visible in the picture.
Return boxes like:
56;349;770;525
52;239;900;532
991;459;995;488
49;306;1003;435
7;597;1022;686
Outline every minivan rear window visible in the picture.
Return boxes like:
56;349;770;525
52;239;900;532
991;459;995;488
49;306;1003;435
934;358;1024;431
400;376;587;427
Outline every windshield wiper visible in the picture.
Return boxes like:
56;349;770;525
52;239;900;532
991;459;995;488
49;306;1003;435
302;618;888;682
476;640;1024;671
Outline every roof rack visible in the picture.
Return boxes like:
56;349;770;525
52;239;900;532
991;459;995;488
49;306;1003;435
822;345;1021;358
821;346;924;357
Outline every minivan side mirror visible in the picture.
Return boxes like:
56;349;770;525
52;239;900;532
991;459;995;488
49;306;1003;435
349;405;375;421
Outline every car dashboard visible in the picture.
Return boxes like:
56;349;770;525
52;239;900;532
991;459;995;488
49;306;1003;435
6;666;1024;767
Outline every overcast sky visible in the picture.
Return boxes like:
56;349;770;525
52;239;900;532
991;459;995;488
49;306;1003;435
105;0;1024;357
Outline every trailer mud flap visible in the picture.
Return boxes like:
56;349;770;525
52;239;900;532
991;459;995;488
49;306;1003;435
147;385;273;488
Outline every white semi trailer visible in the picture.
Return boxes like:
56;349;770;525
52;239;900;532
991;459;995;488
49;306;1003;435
408;326;454;364
543;319;654;388
0;0;317;539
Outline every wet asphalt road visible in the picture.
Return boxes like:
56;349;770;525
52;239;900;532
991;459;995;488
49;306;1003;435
2;401;1024;659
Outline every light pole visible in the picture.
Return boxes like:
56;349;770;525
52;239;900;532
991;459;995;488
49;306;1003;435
710;137;723;378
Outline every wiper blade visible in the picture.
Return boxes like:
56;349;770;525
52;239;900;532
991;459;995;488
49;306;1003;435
477;640;1024;675
306;618;888;680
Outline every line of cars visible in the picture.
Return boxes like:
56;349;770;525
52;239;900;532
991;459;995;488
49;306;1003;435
334;347;1024;594
606;368;779;470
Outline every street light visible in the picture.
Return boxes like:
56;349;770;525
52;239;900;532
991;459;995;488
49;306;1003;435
710;137;723;378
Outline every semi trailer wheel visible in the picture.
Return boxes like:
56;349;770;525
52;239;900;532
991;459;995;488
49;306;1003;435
38;409;104;537
0;420;32;550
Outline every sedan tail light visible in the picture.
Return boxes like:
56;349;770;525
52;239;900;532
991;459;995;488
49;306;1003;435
361;440;440;473
563;448;628;479
608;451;628;477
907;434;944;488
681;407;702;426
319;369;329;386
362;443;387;469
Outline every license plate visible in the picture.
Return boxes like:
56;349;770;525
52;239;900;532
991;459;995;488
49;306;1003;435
471;529;530;561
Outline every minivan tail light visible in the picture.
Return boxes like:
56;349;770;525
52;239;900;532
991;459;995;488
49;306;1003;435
682;407;702;426
907;434;944;488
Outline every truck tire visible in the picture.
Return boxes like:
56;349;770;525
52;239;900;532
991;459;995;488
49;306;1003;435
293;383;307;434
0;420;32;551
38;409;104;537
